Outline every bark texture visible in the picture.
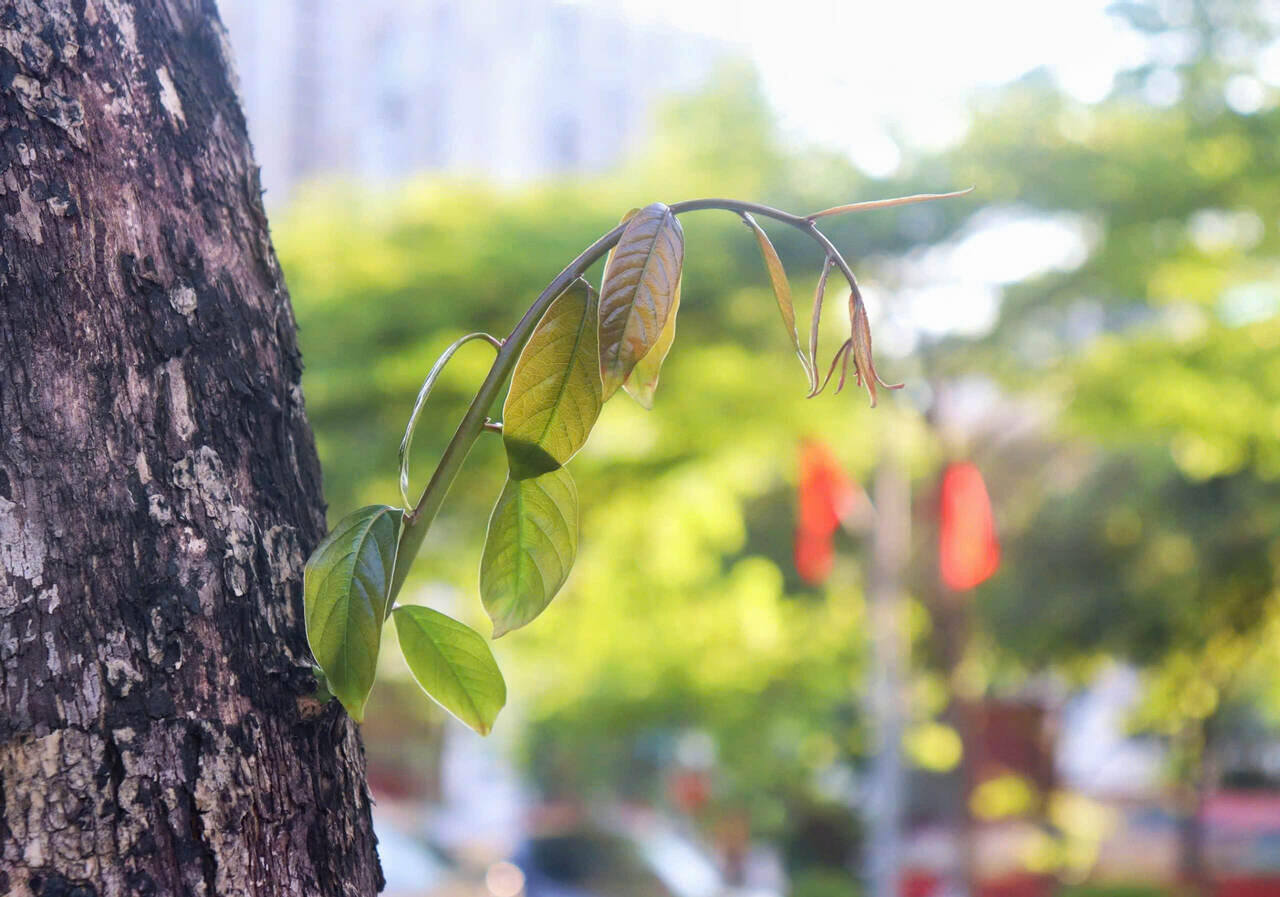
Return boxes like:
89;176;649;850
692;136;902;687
0;2;383;895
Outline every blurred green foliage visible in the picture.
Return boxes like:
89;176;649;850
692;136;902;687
941;1;1280;748
788;868;864;897
275;0;1280;883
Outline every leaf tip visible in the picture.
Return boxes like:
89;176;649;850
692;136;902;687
341;696;367;724
622;382;657;410
600;368;624;402
505;440;561;481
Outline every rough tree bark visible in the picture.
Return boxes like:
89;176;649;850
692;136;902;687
0;2;382;895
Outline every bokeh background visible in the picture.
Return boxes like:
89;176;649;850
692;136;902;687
217;2;1280;896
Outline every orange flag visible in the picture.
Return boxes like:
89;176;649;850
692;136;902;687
795;441;857;584
939;462;1000;591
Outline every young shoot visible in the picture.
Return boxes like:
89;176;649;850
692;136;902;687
303;189;971;732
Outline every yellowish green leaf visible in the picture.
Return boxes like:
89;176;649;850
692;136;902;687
503;278;603;480
393;605;506;735
304;504;402;722
480;468;578;637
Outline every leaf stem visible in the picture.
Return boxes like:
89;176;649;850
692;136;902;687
388;222;629;600
667;197;860;287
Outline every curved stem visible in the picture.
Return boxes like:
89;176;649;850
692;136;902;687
399;332;501;509
668;198;862;293
804;220;863;298
668;197;810;223
386;194;921;601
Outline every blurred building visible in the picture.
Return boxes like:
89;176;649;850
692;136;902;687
1057;664;1165;799
215;0;725;202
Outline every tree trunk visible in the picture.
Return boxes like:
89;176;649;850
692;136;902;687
1177;716;1215;897
0;2;382;895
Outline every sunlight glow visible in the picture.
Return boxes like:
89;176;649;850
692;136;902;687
572;0;1144;164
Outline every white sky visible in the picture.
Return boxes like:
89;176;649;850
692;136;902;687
575;0;1148;172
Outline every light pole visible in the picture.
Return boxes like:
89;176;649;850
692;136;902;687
866;435;911;897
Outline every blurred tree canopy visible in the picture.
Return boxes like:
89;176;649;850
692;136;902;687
275;0;1280;871
933;0;1280;742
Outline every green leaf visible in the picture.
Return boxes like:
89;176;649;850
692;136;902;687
623;274;681;409
742;212;814;389
503;278;603;480
393;605;507;735
303;504;402;722
479;468;578;637
598;202;684;400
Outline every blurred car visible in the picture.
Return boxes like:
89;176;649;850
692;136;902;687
1205;790;1280;897
511;818;778;897
375;808;489;897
